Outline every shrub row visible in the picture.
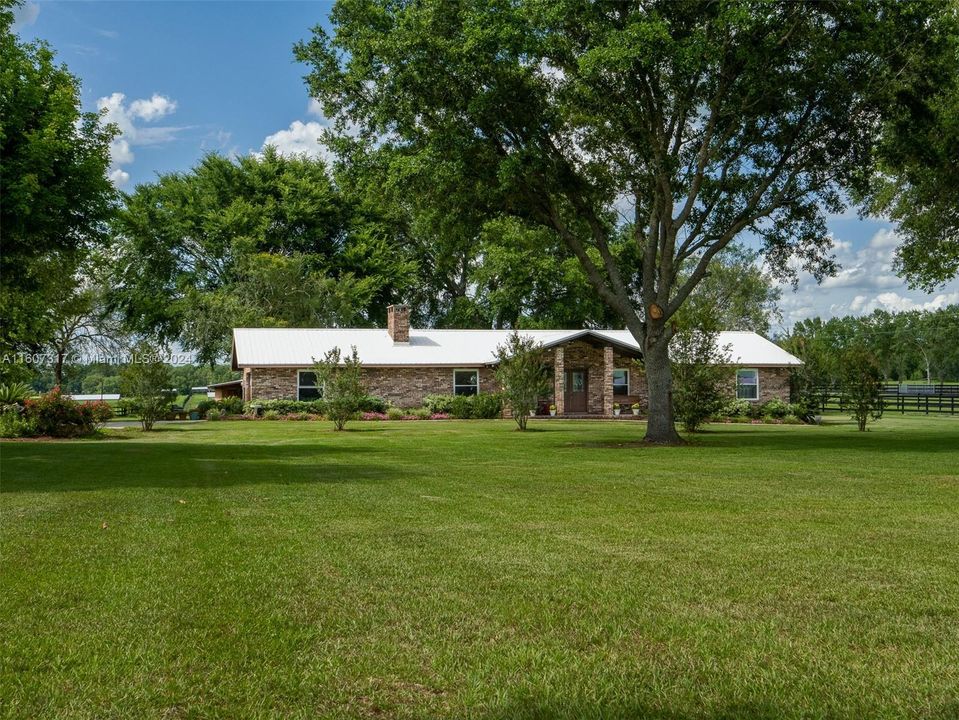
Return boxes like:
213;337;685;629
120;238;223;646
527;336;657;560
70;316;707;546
713;398;807;422
239;395;389;418
422;393;503;419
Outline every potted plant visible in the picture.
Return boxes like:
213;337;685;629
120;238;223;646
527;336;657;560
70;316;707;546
613;403;621;416
549;403;556;416
631;402;641;416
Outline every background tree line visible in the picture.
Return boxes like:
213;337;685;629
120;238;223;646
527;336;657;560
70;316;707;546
781;306;959;385
3;0;957;442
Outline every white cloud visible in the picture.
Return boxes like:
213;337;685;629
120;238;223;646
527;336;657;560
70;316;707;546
261;120;332;161
12;2;39;28
779;228;959;327
97;92;182;186
129;94;177;121
849;295;868;313
307;98;324;118
109;168;130;186
869;291;959;313
869;228;900;249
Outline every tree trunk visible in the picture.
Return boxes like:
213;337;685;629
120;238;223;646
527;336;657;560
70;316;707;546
643;334;683;444
55;350;65;388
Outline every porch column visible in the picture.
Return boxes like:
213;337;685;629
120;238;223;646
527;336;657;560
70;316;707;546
554;346;565;415
603;346;614;416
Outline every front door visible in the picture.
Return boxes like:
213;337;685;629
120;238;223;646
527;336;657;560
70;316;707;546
565;369;588;413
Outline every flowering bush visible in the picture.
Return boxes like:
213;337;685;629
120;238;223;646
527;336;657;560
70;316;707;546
18;388;102;438
85;400;114;428
361;412;388;421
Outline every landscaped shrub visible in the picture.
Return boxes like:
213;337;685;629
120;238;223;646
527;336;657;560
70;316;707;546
206;408;224;421
423;394;455;414
119;344;174;431
195;399;215;414
244;399;326;416
719;398;752;418
450;395;474;419
0;382;32;404
314;346;366;431
85;400;114;428
386;407;404;421
218;396;245;415
0;409;38;438
495;332;551;431
358;395;388;413
23;389;101;438
839;346;884;431
670;318;734;432
472;393;503;419
410;407;432;420
760;398;792;419
361;411;388;421
262;410;280;420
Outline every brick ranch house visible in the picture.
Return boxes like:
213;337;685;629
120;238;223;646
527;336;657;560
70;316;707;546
229;305;801;416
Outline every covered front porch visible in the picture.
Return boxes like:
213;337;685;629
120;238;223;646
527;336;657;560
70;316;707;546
539;333;646;417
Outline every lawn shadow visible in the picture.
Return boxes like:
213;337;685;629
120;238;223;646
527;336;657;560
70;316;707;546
690;423;955;454
562;421;957;455
0;441;404;494
473;695;959;720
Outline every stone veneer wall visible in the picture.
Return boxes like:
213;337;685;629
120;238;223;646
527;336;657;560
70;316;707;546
244;359;791;410
362;367;498;408
250;367;298;401
247;366;497;408
612;351;647;411
559;341;608;414
611;362;792;411
756;367;792;404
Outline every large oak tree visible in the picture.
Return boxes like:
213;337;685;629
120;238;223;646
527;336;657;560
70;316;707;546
297;0;952;442
110;149;417;366
0;2;116;380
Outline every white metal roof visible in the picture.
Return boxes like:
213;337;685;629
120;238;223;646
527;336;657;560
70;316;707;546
232;327;800;368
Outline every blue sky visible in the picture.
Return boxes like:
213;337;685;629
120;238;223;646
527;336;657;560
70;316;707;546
13;1;959;329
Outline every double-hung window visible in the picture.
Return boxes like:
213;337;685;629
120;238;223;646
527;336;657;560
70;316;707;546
736;369;759;401
612;368;630;396
453;369;479;396
297;371;322;401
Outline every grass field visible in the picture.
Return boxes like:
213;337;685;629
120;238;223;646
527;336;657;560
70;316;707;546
2;416;958;719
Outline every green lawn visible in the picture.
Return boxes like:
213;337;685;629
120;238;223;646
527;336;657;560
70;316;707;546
2;416;958;719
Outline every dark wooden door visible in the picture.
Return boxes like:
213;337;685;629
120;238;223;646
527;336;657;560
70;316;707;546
565;369;588;413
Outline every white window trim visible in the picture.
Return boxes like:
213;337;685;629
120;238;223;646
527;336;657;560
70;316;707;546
613;367;630;396
452;368;480;396
297;370;323;401
736;368;760;401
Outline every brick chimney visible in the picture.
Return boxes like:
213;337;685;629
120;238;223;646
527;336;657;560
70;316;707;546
387;304;410;343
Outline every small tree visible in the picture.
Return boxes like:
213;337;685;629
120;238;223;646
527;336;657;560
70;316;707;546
314;345;364;431
670;319;733;434
494;332;549;431
839;346;884;432
119;343;173;431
